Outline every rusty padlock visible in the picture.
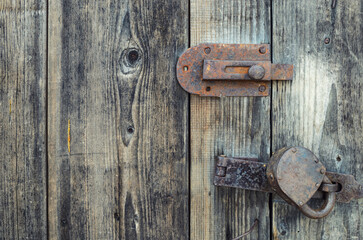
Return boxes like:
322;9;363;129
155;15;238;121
266;147;336;219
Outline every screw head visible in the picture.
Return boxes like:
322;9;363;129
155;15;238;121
269;173;274;180
258;85;266;92
291;148;297;153
299;201;303;206
204;47;211;54
324;37;330;44
316;183;320;187
320;168;326;174
315;159;319;163
259;46;266;54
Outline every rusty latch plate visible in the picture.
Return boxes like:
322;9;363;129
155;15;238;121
176;44;293;97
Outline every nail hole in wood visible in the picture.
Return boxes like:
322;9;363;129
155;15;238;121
114;212;120;221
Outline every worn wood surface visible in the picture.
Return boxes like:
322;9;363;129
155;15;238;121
0;1;47;239
272;0;363;239
190;1;271;239
48;0;188;239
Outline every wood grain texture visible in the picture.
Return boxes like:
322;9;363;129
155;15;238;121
48;0;188;239
190;1;271;239
272;0;363;239
0;0;47;239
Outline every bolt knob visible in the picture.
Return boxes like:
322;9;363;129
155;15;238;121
248;65;265;80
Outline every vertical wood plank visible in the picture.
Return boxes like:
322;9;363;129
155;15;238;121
190;1;271;239
48;0;188;239
272;0;363;239
0;1;47;239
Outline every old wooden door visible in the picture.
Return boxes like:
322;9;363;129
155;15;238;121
0;0;362;239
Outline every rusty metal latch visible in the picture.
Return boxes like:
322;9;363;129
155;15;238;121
214;147;363;219
176;44;293;97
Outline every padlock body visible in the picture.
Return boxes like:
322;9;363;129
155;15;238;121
266;147;326;207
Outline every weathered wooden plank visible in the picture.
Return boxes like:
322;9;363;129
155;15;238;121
272;0;363;239
0;1;47;239
48;0;188;239
190;1;271;239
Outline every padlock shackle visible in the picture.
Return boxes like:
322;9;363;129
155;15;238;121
299;176;337;219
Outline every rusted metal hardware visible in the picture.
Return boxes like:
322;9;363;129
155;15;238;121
323;172;363;203
266;147;327;208
299;176;336;219
266;147;336;219
176;44;293;97
214;147;363;219
214;157;270;192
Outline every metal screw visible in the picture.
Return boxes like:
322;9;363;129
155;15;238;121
258;85;266;92
259;46;266;54
315;159;319;163
291;148;297;153
324;37;330;44
183;66;188;71
206;86;211;92
269;173;274;180
320;168;326;174
316;183;320;187
299;201;303;206
204;47;211;54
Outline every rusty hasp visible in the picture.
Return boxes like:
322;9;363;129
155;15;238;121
176;44;293;97
214;147;363;219
324;172;363;203
214;156;270;192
